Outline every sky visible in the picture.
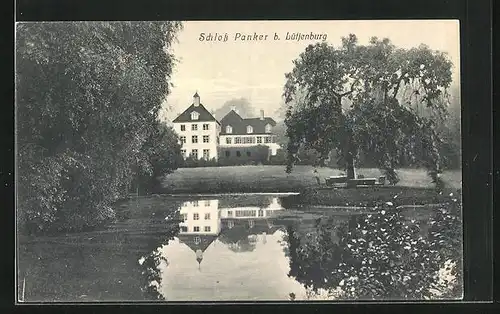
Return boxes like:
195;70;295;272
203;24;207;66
160;20;460;122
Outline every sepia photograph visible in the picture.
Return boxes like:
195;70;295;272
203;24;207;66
15;20;462;302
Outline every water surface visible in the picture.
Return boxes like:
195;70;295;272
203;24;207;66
17;193;462;302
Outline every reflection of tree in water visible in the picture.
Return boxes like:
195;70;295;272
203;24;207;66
219;219;279;253
136;213;182;301
285;194;462;300
218;195;273;209
139;249;168;300
218;226;257;253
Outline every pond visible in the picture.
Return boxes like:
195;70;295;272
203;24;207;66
17;193;462;302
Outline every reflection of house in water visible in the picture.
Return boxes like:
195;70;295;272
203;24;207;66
177;197;284;256
218;198;283;252
177;199;221;269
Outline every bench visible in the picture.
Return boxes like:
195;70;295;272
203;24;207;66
347;178;377;187
325;176;348;186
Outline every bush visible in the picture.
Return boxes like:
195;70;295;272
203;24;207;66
135;122;183;195
182;157;219;168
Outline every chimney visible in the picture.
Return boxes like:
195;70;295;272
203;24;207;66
260;110;264;120
193;92;200;107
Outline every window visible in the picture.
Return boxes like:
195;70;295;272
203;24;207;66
225;151;230;157
193;213;199;220
180;226;188;232
265;124;272;133
204;213;211;220
203;124;209;130
180;136;186;144
226;125;233;133
193;226;200;232
182;213;188;220
203;149;210;160
192;135;198;143
191;111;199;120
192;200;199;207
180;124;186;131
246;125;253;133
203;135;210;143
191;149;198;159
265;136;271;143
194;236;201;244
204;226;211;232
258;210;264;217
246;151;251;157
257;136;262;144
227;210;233;217
192;124;198;131
204;200;211;207
181;149;186;158
226;137;232;144
236;210;257;217
236;151;241;157
235;137;242;144
244;137;255;144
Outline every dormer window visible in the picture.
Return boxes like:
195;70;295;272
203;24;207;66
191;111;200;120
246;125;253;134
265;124;272;133
226;125;233;134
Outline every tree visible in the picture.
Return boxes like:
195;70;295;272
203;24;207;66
283;35;454;185
135;121;183;195
16;22;182;234
213;97;256;120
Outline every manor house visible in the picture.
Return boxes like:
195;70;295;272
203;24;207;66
172;92;280;162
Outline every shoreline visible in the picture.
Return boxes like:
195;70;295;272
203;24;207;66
157;185;459;206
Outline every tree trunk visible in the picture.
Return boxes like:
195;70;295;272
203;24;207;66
346;151;355;180
345;135;356;180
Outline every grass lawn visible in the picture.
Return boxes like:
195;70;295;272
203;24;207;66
162;165;462;194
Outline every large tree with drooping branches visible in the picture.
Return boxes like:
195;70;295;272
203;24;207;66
283;34;454;186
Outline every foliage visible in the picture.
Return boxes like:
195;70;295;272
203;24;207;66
16;22;182;234
266;148;287;165
213;97;256;120
135;121;183;195
182;157;220;168
285;195;462;300
283;34;455;186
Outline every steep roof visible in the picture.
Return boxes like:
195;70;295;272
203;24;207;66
172;103;220;124
178;234;218;253
219;219;279;243
219;110;276;135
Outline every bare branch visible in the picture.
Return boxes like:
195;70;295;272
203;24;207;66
340;78;360;97
392;72;407;99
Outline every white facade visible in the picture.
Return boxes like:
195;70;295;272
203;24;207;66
219;198;284;219
173;120;220;160
219;134;280;156
178;199;221;235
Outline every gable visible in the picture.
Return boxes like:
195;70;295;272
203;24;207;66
178;234;218;253
172;104;219;124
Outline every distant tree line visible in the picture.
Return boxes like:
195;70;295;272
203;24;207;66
16;22;183;235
